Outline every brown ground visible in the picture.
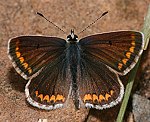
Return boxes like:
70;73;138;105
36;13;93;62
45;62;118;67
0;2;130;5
0;0;150;122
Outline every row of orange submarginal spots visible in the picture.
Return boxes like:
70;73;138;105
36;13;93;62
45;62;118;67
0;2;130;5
83;90;114;103
15;41;32;74
118;33;136;70
35;91;65;103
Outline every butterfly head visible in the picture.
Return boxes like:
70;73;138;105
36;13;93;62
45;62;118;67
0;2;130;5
67;29;78;43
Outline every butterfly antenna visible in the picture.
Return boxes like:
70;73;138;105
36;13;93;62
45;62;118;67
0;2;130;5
78;11;108;35
37;12;67;34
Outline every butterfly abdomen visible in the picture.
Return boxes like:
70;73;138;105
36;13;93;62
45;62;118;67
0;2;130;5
66;43;81;108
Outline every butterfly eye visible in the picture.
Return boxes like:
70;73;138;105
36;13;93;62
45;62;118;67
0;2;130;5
67;35;71;39
74;35;78;39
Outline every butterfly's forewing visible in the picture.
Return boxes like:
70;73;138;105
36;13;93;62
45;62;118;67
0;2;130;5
79;31;144;75
25;53;71;110
78;56;124;109
8;36;66;80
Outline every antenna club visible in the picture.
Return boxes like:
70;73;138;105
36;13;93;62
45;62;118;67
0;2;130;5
102;11;108;16
37;12;44;17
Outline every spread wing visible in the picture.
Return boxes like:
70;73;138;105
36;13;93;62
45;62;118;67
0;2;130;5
8;36;66;80
79;31;144;75
77;31;144;109
77;56;124;109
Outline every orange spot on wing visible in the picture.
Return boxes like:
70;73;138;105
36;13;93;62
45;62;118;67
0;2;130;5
38;94;43;101
92;94;98;102
22;63;28;69
83;94;92;102
122;58;128;65
16;52;21;58
110;90;114;95
105;93;111;101
118;63;123;70
131;41;135;46
19;57;24;63
43;95;50;102
16;47;19;51
83;95;88;103
126;52;131;59
27;67;32;74
56;94;65;102
129;46;135;53
50;95;56;102
99;94;105;102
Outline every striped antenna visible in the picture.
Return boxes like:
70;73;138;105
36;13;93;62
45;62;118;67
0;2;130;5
78;11;108;35
37;12;67;34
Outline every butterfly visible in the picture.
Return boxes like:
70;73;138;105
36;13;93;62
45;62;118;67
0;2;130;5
8;29;144;110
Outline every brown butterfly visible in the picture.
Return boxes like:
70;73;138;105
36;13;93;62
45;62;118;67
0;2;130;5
8;29;144;110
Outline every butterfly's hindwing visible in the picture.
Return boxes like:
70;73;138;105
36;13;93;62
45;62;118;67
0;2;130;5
77;55;124;109
25;52;71;110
